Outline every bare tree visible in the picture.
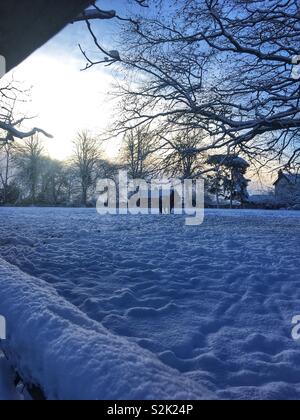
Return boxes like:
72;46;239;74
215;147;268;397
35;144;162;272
81;0;300;168
120;126;158;179
0;142;18;204
37;158;73;205
72;131;102;206
0;80;52;205
15;136;44;204
207;154;250;207
0;79;52;142
158;129;208;179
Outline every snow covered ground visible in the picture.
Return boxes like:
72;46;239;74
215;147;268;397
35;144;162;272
0;208;300;400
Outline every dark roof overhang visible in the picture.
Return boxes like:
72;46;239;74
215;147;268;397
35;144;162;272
0;0;94;72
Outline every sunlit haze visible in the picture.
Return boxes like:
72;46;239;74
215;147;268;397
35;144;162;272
6;6;124;161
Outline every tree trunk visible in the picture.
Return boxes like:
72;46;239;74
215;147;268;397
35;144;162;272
82;187;88;207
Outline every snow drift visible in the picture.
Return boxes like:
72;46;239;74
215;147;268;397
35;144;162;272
1;208;300;400
0;257;213;400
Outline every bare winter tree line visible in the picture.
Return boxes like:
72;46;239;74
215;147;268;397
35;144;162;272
0;77;120;206
0;124;251;210
0;127;121;206
0;116;250;206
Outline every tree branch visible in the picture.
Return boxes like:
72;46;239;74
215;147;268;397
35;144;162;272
0;121;53;140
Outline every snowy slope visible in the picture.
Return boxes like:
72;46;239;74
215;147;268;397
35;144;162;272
0;208;300;400
0;257;211;400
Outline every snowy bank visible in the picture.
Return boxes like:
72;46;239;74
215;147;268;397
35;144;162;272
1;208;300;399
0;354;21;400
0;257;212;400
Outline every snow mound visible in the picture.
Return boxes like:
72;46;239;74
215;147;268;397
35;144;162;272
0;258;213;400
1;208;300;400
0;355;21;400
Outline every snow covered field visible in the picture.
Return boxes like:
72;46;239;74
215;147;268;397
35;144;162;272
0;207;300;400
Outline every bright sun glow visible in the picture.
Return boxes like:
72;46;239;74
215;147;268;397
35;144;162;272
11;46;120;161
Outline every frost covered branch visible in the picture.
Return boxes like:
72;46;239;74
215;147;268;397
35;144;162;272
73;8;116;22
82;0;300;167
0;80;53;143
78;0;150;68
0;121;53;141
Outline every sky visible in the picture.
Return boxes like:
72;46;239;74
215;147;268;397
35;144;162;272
3;0;273;192
6;0;136;161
